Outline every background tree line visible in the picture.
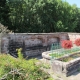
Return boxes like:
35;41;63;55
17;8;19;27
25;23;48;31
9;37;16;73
0;0;80;33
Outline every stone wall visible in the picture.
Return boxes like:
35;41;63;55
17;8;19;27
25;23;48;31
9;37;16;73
1;33;68;57
68;33;80;42
1;33;80;57
51;52;80;77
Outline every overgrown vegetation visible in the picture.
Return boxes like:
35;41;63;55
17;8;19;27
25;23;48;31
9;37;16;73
0;48;52;80
0;0;80;32
60;53;80;62
50;47;80;59
0;23;9;33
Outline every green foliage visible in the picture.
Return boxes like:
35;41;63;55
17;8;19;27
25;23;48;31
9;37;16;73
16;48;23;59
42;64;50;69
0;53;51;80
75;8;80;32
0;0;11;26
40;62;50;69
0;23;9;33
49;52;64;58
47;77;54;80
61;52;80;62
1;0;80;32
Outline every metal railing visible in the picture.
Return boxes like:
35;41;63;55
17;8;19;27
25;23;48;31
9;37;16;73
50;42;80;60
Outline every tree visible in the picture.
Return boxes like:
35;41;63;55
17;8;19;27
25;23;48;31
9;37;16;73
0;0;10;26
2;0;80;33
75;8;80;32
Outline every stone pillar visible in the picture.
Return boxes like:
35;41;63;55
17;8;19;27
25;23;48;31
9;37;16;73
1;37;9;53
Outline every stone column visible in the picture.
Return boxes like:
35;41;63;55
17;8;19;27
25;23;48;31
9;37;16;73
1;37;9;53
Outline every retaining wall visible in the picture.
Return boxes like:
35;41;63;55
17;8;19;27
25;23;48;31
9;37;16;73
1;33;80;57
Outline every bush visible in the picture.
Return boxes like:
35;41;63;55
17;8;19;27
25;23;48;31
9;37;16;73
0;51;51;80
75;38;80;46
0;23;10;33
61;40;73;49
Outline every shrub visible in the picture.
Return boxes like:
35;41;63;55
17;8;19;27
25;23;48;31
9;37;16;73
75;38;80;46
61;40;73;49
0;23;10;33
0;49;51;80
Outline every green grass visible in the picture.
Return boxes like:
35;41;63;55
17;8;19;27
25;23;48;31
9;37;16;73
49;53;64;58
60;53;80;62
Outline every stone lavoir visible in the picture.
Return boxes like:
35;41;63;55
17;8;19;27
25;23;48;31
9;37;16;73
42;37;80;77
52;52;80;77
42;49;80;76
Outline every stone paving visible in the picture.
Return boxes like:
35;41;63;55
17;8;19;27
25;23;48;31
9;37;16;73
51;70;80;80
39;59;80;80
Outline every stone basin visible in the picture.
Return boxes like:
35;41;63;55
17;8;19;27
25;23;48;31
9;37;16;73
42;49;62;60
42;50;80;76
